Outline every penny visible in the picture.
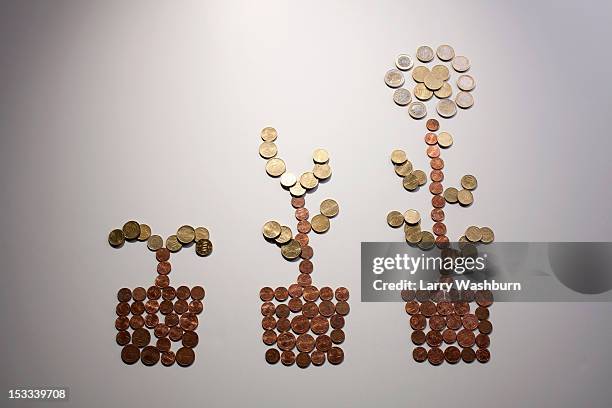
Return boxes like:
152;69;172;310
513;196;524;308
330;329;345;344
300;245;313;260
173;300;189;315
279;318;291;333
393;88;412;106
277;350;294;366
173;286;189;301
296;333;316;353
310;350;325;366
480;227;495;243
173;347;194;367
117;288;132;303
457;329;476;348
327;347;344;365
335;287;350;301
140;346;160;366
476;333;490;348
147;235;163;251
311;315;329;334
259;141;277;159
161;351;176;366
429;181;443;195
156;248;170;262
314;300;332;318
431;64;450;81
462;314;479;330
116;302;130;316
297;273;312;286
427;145;440;158
311;214;330;233
420;301;437;317
165;313;179;327
437;99;457;118
458;189;474;206
166;235;182;252
295;233;309;247
434;82;452;99
121;344;140;364
159;300;173;315
320;199;339;218
424;133;437;145
416;45;434;62
178;330;197;348
116;331;131;346
446;314;462;330
156;337;171;352
129;315;144;329
457;74;475;91
410;314;427;330
456;91;474;109
189;300;203;314
155;275;169;288
302;302;319;318
437;131;453;148
453;302;470;316
265;158;286;177
430;158;444;170
330;314;345;329
295;208;309;221
395;54;414;71
426;330;443;347
297;220;311;235
297;261;312;275
424;73;443;91
296;352;311;368
428;347;444;365
275;304;290;319
442;329;456;344
162;287;176;301
411;330;426;345
261;127;278;142
154;323;170;338
261;302;275;317
261;318;276;332
444;346;461;364
413;346;428;362
291;315;310;334
475;306;490;321
272;286;287;302
401;290;416;302
195;239;213;256
436;301;453;316
431;209;445;222
405;300;420;315
122;221;140;241
315;334;333;352
452;56;470;72
291;197;305;209
180;312;198;331
156;261;171;275
384;69;405;88
430;170;444;182
407;101;427;119
132;287;146;301
277;332;296;351
260;287;274;302
476;348;490;363
108;229;125;247
319;287;333;301
476;290;494;307
436;44;455;61
432;195;445;208
461;347;476;363
194;227;209;241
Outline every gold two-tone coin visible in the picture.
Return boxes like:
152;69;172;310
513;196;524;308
259;142;277;159
434;82;452;99
437;132;453;148
465;226;482;242
280;172;297;188
147;235;163;251
412;66;430;83
261;127;278;142
177;225;196;244
166;235;182;252
394;161;413;177
404;209;421;225
443;187;459;203
123;221;140;241
461;175;478;190
387;211;404;228
108;229;125;247
138;224;151;241
412;170;427;186
275;226;293;245
403;173;419;191
424;73;443;91
414;83;433;100
313;149;329;164
195;227;209;241
313;164;332;180
320;199;339;217
431;65;450;81
289;183;306;197
281;239;302;259
457;189;474;206
265;158;286;177
418;231;435;250
300;172;318;190
391;149;407;165
263;221;282;239
480;227;495;243
311;214;330;233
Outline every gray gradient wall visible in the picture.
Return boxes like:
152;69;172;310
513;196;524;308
1;1;611;407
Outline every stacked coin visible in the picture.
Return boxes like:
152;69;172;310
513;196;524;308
404;287;493;364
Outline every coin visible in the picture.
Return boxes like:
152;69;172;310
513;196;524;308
108;229;125;247
434;82;452;98
296;333;316;353
413;346;427;362
311;214;330;233
426;330;443;348
428;347;444;365
176;347;195;367
462;314;479;330
418;231;435;250
445;346;461;364
476;332;491;348
289;183;306;197
395;54;414;71
330;314;345;329
147;235;163;251
299;172;318;190
408;101;427;119
384;69;404;88
457;74;475;91
442;329;457;344
416;45;434;62
475;306;490;320
410;314;426;330
393;88;412;106
457;329;476;347
133;287;146;301
140;346;160;366
281;350;296;366
462;347;476;363
414;83;433;100
261;127;278;142
480;227;494;243
432;195;445;208
262;221;281;239
437;99;457;118
280;172;297;188
259;142;277;159
176;225;195;244
425;133;437;145
433;222;447;236
437;131;453;148
318;200;338;218
426;119;439;131
475;290;494;307
452;56;470;72
443;187;458;203
265;158;286;177
291;197;305;208
413;170;427;185
424;73;443;91
390;149;407;165
431;64;450;80
427;145;440;158
190;285;205;300
476;348;490;363
313;148;329;164
295;351;311;368
281;239;302;259
411;330;425;345
121;344;140;364
404;209;420;225
335;287;349;301
412;66;430;83
465;226;482;242
116;331;131;346
117;288;132;302
195;238;212;256
327;347;344;365
313;163;332;180
457;189;474;206
310;350;326;366
456;91;474;109
278;318;291;332
160;351;175;366
431;208;445;222
403;173;418;191
386;211;404;228
436;45;455;61
164;235;180;252
461;175;478;190
137;224;151;241
123;221;140;241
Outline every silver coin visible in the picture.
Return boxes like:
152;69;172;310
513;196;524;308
384;69;405;88
455;91;474;109
395;54;414;71
407;101;427;119
393;88;412;106
416;46;434;62
280;172;297;188
436;99;457;118
436;45;455;61
451;55;470;72
457;75;475;91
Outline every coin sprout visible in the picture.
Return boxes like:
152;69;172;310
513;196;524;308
109;221;213;367
258;127;349;368
385;45;494;364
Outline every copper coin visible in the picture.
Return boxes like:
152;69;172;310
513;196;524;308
115;316;129;331
182;330;199;348
296;334;316;352
427;145;440;159
442;329;456;344
189;300;203;314
315;334;333;352
260;287;274;301
413;346;428;362
265;348;281;364
121;344;140;364
116;302;130;316
157;261;171;275
330;329;345;344
275;304;290;319
419;301;436;317
335;287;349;301
288;283;303;298
191;286;206;300
154;323;170;338
169;326;183;342
432;222;447;236
475;290;494;307
281;350;296;366
435;235;450;249
176;347;195;367
287;298;302;313
319;287;334;301
277;332;296;351
475;306;490;320
295;233;309;247
330;314;345;329
311;350;326;366
327;347;344;365
155;275;169;288
478;320;493;334
426;119;439;131
144;314;159;328
319;300;335;317
446;313;462;330
405;300;420;315
156;248;170;262
140;346;160;366
311;315;329;334
410;314;426;330
425;133;438;145
401;290;416;302
296;352;311;368
430;290;446;302
475;333;490;348
430;170;444;182
297;273;312;286
176;286;190;300
117;288;132;302
335;301;350;316
462;314;479;330
460;289;476;302
303;286;320;302
444;346;461;364
426;330;443;347
476;348;490;363
160;300;174;315
145;299;159;314
430;158;444;170
130;301;144;315
297;220;311;234
432;195;445;208
300;246;313;260
431;209;445;222
411;330;426;345
161;287;176;301
277;318;291;332
174;299;189;314
147;286;161;300
116;331;131;346
299;260;313;274
295;208;309;221
165;312;179;327
274;287;289;301
161;351;176;366
462;347;476;363
429;315;446;331
436;300;452;316
156;337;171;352
133;287;146;301
427;347;444;365
415;290;430;302
457;329;476;347
262;316;276;330
291;315;310;334
302;302;319;319
453;302;470;316
262;330;277;346
429;182;443;195
291;197;305;208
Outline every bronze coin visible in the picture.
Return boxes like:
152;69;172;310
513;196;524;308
330;314;345;329
430;157;444;170
475;290;494;307
426;330;443;347
319;300;335;317
425;132;438;145
432;195;445;208
191;286;206;300
117;288;132;302
156;337;171;352
335;287;349;301
121;344;140;364
174;299;189;314
436;301;453;316
315;334;332;352
297;273;312;287
446;313;462;330
311;315;329;334
116;331;131;346
275;304;290;319
327;347;344;365
262;330;277;345
410;314;426;330
460;289;476;302
476;348;490;363
429;315;446;331
427;347;444;365
415;291;430;303
133;287;146;301
426;118;439;131
430;290;446;302
116;302;130;316
303;286;320;302
262;316;276;330
330;329;345;344
413;346;428;363
291;315;310;334
277;318;291;332
475;306;490;320
145;299;159;314
427;145;440;159
165;312;179;327
444;346;461;364
132;328;151;348
277;332;296;351
160;300;174;315
182;330;199;348
115;316;129;331
299;260;313;274
297;220;311;234
296;352;311;368
144;314;159;329
162;287;176;301
154;323;170;338
457;329;476;347
453;302;470;316
169;326;183;342
442;329;456;344
156;248;170;262
335;301;350;316
130;301;145;315
125;316;141;331
281;350;296;366
147;286;161;300
302;302;319;319
475;333;490;348
429;181;443;195
295;233;309;247
319;287;334;301
288;298;303;313
431;208;445;222
411;330;426;345
176;347;195;367
274;286;289;301
430;170;444;182
291;197;305;208
296;334;316;352
432;222;447;236
311;350;326;366
462;314;479;330
288;283;304;298
189;300;203;314
155;275;169;288
478;320;493;334
405;300;420;315
176;286;190;300
295;208;309;221
462;347;476;363
161;351;176;366
300;245;314;260
419;301;436;317
157;261;171;275
260;287;274;301
401;290;416;302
